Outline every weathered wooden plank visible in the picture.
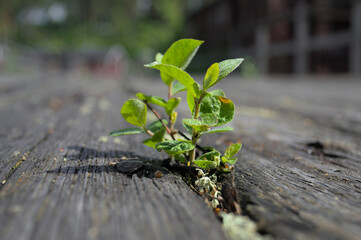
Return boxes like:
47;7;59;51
0;73;226;240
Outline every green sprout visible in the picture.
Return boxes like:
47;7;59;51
110;39;243;173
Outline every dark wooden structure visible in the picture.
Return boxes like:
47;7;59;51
188;0;361;75
0;72;361;239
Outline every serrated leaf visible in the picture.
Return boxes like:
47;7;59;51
172;82;187;95
224;143;242;158
121;99;147;127
155;52;163;63
203;63;219;91
136;93;166;107
145;63;200;96
200;126;234;135
143;128;166;148
221;156;237;165
193;160;218;170
165;97;181;116
110;128;145;136
174;154;187;163
209;58;244;88
183;119;209;132
147;120;168;133
155;140;194;155
209;89;225;97
200;113;218;127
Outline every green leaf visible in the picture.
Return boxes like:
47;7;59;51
209;58;244;88
160;39;204;84
165;97;181;116
174;154;187;163
147;120;168;132
199;95;221;119
209;89;225;97
182;118;193;134
187;90;195;115
224;143;242;158
121;99;147;127
110;128;145;136
172;82;187;95
199;95;234;126
155;52;163;63
216;96;234;126
203;63;219;91
199;113;218;127
162;39;204;69
143;128;166;148
145;63;200;96
155;140;194;155
136;93;166;107
198;150;221;163
200;126;234;135
193;160;218;170
183;119;209;132
221;156;237;165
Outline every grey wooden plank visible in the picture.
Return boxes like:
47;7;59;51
0;73;226;240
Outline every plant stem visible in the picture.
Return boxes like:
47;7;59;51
177;131;207;153
189;93;206;162
144;101;175;140
143;127;154;136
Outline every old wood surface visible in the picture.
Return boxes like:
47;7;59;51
0;73;225;240
1;73;361;240
131;75;361;240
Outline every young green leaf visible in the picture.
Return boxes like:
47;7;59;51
155;52;163;63
203;63;219;91
110;128;145;136
143;128;166;148
187;90;195;115
209;58;244;88
221;156;237;165
183;119;209;132
199;113;218;127
199;95;221;118
165;97;181;116
121;99;147;127
155;140;194;155
216;96;234;126
172;82;187;95
199;95;234;126
224;143;242;158
136;93;166;107
193;160;218;170
209;89;225;97
198;150;221;162
162;39;204;69
147;120;168;132
144;63;200;96
200;126;234;135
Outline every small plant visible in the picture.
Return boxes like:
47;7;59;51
110;39;243;173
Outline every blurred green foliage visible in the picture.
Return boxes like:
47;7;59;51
0;0;186;56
